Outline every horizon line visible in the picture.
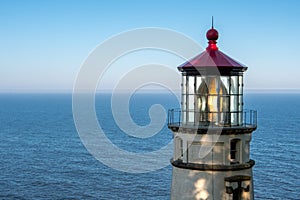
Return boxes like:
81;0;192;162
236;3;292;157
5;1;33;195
1;88;300;94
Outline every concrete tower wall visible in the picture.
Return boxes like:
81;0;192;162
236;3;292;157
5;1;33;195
171;167;254;200
173;133;252;165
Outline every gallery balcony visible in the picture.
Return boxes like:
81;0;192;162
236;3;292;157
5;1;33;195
167;109;257;134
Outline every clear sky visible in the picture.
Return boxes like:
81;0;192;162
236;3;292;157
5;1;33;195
0;0;299;92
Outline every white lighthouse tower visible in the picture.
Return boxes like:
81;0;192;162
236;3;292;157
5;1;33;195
168;24;257;200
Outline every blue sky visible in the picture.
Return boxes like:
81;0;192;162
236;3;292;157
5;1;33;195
0;0;299;92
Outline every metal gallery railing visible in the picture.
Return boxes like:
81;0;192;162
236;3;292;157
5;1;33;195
168;109;257;128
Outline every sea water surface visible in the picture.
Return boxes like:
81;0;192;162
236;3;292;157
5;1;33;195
0;93;299;199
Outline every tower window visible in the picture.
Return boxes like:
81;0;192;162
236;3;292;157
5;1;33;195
230;139;240;164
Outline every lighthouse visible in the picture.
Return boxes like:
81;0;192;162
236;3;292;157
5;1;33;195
168;23;257;200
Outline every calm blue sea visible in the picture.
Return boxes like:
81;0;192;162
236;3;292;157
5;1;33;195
0;93;299;199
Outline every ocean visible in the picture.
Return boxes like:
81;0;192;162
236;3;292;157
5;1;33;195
0;93;299;199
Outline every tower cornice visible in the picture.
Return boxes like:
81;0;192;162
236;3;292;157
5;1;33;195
171;159;255;171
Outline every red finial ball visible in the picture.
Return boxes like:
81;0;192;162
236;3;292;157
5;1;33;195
206;28;219;41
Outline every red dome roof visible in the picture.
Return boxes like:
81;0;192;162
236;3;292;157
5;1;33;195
178;48;246;68
178;27;247;73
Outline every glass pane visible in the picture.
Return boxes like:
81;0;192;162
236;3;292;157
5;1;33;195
188;111;194;123
238;110;243;125
188;76;195;95
182;94;186;111
196;76;203;94
231;112;237;125
186;76;190;94
182;109;186;124
230;95;238;112
238;95;243;112
239;75;243;95
182;75;186;94
198;78;207;96
188;94;194;111
220;95;230;124
207;76;218;94
181;94;186;124
238;92;243;125
219;76;230;124
221;76;230;92
230;76;238;94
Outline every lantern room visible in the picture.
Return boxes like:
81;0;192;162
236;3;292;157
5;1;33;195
169;26;256;128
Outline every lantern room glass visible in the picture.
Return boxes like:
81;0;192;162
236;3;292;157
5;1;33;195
181;74;244;126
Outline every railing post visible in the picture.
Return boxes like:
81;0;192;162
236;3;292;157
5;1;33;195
172;110;173;125
179;109;181;126
172;109;174;125
168;109;171;125
250;110;252;126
